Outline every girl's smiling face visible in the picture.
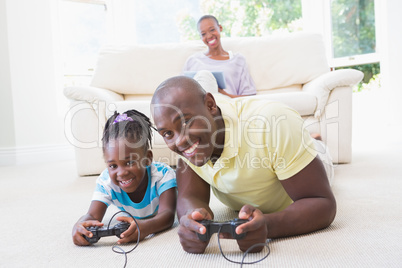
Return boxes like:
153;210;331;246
104;138;152;194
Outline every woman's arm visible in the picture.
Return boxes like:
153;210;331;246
235;54;257;97
218;88;254;98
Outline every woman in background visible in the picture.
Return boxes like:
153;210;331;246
183;15;256;98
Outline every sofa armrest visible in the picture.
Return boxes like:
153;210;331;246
302;69;363;117
64;86;124;103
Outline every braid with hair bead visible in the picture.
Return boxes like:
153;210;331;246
102;110;156;152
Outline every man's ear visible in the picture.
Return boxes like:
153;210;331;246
204;93;218;115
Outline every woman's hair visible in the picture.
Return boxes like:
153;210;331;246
102;109;155;152
197;15;219;29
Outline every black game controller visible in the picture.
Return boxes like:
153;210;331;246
85;222;130;244
196;218;248;241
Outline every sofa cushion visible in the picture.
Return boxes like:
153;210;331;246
91;42;205;95
113;90;316;124
222;33;330;91
91;33;330;96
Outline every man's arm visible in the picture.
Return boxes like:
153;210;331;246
237;156;336;240
176;158;214;253
176;158;213;220
266;156;336;237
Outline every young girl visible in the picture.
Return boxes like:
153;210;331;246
183;15;256;98
72;109;177;246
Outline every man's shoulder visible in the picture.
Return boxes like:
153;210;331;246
219;97;293;117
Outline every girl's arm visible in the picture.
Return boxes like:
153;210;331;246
117;187;177;243
72;201;107;246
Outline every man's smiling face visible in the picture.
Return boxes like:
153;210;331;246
152;84;220;167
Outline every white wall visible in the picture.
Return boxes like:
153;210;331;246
377;0;402;125
0;0;15;151
0;0;73;165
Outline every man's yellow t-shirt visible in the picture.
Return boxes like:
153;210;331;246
180;97;317;213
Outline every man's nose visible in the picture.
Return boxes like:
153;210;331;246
175;130;188;149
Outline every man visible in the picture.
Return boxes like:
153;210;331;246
151;76;336;253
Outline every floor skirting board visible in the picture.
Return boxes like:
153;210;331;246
0;144;74;166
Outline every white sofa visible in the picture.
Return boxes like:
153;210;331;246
64;32;363;176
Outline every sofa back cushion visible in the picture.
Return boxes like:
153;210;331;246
91;32;329;95
91;42;205;95
222;33;330;93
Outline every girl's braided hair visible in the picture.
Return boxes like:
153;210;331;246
102;109;155;152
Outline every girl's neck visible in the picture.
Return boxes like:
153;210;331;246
127;170;148;203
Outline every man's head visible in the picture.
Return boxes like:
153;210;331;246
151;76;224;166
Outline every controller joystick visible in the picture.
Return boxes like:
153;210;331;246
196;218;248;242
85;222;130;244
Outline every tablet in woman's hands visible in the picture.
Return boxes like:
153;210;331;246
184;71;227;89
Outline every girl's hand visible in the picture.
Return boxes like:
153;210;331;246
116;216;145;244
72;220;104;246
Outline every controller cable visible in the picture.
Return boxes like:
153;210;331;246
107;211;140;268
217;226;270;267
101;212;270;267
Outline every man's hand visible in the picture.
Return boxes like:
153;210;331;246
234;205;268;252
178;208;213;254
72;220;104;246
